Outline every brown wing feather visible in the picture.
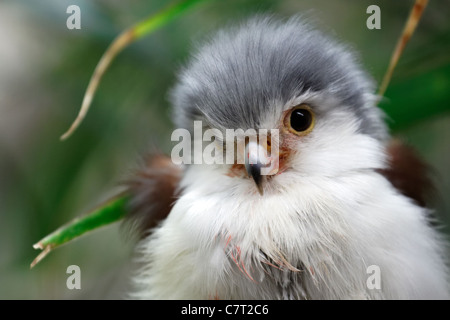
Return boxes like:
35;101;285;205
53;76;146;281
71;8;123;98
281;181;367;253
124;154;182;239
379;139;434;208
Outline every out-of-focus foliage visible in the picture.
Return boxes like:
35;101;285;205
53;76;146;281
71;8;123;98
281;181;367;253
0;0;449;299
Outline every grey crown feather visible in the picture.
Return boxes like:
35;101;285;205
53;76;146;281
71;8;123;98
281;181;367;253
170;15;387;141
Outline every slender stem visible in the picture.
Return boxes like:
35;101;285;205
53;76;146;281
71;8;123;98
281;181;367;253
60;0;207;140
378;0;429;97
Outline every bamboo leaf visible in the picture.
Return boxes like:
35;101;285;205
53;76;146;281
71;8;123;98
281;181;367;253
31;194;129;268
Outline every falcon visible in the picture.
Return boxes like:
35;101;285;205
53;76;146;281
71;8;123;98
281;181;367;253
126;16;449;299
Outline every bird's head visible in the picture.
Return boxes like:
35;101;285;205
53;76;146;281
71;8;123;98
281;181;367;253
170;16;388;196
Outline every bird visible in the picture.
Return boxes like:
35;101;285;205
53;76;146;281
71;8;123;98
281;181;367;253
124;16;450;299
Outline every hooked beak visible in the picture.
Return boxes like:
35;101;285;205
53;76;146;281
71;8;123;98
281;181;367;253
245;141;270;196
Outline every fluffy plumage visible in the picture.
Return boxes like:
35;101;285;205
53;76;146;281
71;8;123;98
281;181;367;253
127;16;449;299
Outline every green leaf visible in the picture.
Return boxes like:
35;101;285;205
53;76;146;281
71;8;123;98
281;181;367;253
31;194;129;268
133;0;207;39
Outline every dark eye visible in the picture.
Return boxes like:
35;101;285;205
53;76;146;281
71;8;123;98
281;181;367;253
284;104;315;135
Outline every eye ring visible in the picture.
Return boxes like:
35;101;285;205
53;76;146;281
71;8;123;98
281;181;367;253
284;104;315;136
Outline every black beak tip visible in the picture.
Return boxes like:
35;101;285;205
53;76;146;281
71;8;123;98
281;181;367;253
247;163;264;196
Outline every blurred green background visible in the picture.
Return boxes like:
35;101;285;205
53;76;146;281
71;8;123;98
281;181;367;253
0;0;449;299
